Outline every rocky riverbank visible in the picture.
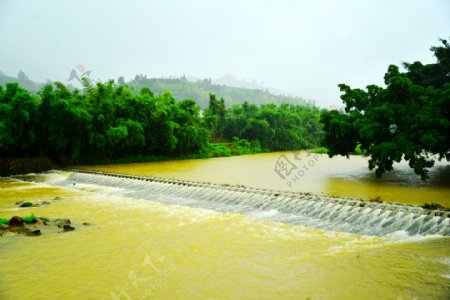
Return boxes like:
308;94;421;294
0;215;78;237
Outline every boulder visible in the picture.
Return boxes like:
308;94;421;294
9;216;24;227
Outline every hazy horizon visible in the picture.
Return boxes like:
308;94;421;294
1;0;449;108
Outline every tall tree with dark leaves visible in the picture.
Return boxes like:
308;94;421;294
321;39;450;180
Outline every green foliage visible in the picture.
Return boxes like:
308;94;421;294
0;83;38;156
321;39;450;180
20;201;33;207
201;143;232;158
206;98;322;151
21;214;37;223
0;77;323;164
310;147;329;154
0;215;49;224
197;139;264;159
204;93;226;139
0;80;210;163
354;144;366;155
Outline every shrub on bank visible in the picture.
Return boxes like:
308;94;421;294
198;138;265;158
309;147;329;154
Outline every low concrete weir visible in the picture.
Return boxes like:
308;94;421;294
61;169;450;236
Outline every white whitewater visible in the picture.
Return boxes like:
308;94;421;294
49;170;450;237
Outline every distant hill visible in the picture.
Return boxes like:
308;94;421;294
212;74;266;90
0;70;314;108
128;75;313;108
0;70;45;92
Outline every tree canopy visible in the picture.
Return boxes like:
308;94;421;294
0;79;323;164
321;39;450;180
204;93;322;150
0;80;209;162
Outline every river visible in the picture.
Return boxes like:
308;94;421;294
0;152;449;299
84;152;450;207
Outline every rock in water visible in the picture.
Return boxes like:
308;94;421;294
63;225;75;232
54;219;75;232
34;217;47;226
55;219;71;228
9;216;24;227
25;229;41;236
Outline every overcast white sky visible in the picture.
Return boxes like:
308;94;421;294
0;0;449;107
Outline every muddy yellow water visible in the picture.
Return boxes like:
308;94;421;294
0;153;449;299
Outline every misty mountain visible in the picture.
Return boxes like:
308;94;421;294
129;75;313;108
0;70;45;92
212;74;266;90
0;69;313;108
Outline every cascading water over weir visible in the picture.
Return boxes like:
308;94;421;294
54;169;450;237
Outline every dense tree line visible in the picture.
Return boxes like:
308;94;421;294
0;79;323;164
0;80;208;163
205;94;322;150
321;39;450;179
